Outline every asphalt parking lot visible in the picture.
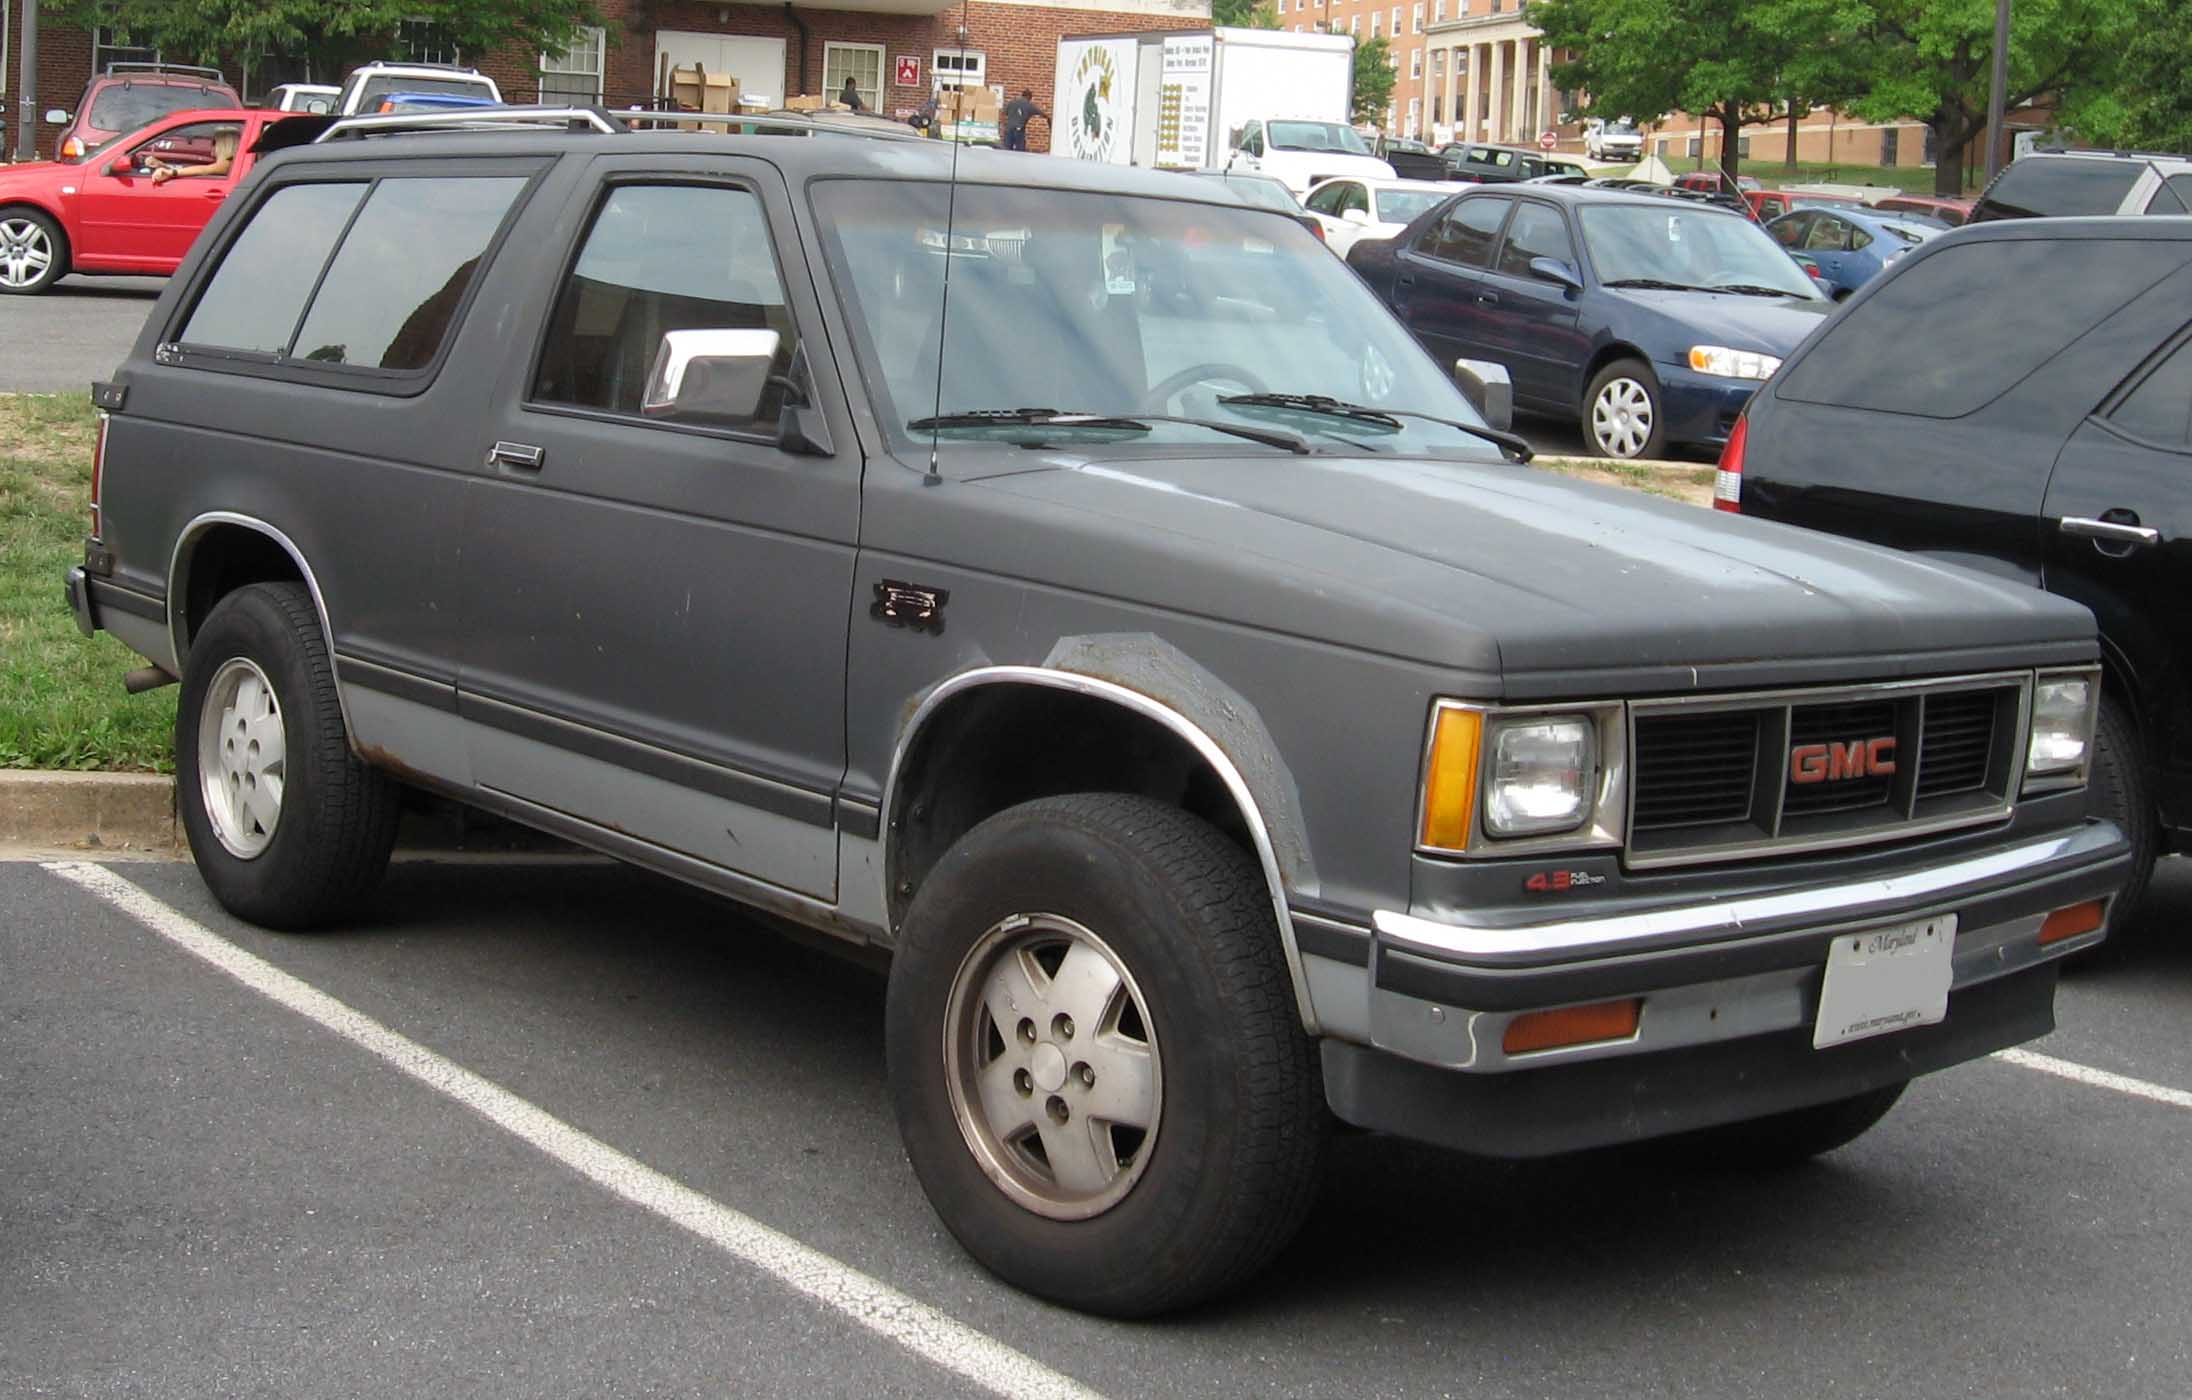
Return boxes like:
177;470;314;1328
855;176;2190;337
7;852;2189;1398
0;275;164;393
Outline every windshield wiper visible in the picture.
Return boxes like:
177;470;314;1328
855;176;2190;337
1707;283;1805;298
1218;392;1534;463
909;408;1311;455
1602;277;1702;292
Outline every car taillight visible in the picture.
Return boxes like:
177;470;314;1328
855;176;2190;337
1714;413;1745;513
90;413;110;538
1306;218;1327;242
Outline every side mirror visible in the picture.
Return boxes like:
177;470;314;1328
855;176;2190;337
642;328;781;423
105;157;135;177
1453;358;1514;433
45;109;71;125
1341;207;1371;226
1527;255;1582;291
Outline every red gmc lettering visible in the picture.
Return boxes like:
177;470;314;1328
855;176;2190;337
1789;736;1896;784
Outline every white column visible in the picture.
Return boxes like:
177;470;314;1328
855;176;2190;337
1510;37;1529;143
1487;41;1504;143
1538;42;1554;140
1463;44;1482;143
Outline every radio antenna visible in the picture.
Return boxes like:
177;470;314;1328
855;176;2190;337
924;0;973;487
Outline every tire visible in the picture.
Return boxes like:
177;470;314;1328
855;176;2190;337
2087;690;2159;927
0;207;69;295
1649;1082;1908;1169
886;793;1326;1317
175;582;399;930
1583;357;1667;460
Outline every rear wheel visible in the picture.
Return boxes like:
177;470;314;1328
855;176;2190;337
1584;357;1666;460
2087;690;2159;927
886;793;1326;1317
176;582;399;929
0;209;67;295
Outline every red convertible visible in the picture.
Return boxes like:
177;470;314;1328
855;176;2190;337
0;107;291;295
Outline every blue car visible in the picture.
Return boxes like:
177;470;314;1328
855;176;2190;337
1763;204;1944;301
369;91;502;115
1347;185;1831;459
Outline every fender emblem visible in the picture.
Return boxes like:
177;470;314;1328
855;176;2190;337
871;580;949;634
1525;869;1606;894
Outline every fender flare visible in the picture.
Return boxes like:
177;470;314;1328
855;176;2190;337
168;510;356;743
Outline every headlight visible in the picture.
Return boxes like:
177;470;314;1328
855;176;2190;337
1687;345;1783;380
2026;674;2096;780
1484;716;1596;837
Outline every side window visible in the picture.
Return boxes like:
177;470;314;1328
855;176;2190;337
1848;224;1874;252
1242;123;1263;156
531;184;799;430
1419;196;1508;267
1494;201;1575;278
1304;182;1345;214
1777;240;2192;418
180;183;367;353
2109;336;2192;446
290;177;527;370
1343;183;1372;216
133;120;243;180
1804;217;1847;253
1771;212;1812;249
2143;174;2192;215
1977;157;2143;219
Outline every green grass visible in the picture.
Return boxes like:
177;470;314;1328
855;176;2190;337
0;394;177;771
1745;161;1977;195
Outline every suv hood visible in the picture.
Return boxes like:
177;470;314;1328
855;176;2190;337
943;449;2093;697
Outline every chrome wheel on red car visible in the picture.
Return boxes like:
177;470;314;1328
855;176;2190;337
0;211;67;294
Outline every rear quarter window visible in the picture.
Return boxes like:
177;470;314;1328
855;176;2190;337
1973;157;2144;220
1775;239;2191;418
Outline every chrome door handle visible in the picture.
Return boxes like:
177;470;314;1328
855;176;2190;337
487;440;544;472
2059;516;2159;547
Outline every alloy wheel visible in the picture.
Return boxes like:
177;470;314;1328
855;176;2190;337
195;656;287;859
0;218;54;289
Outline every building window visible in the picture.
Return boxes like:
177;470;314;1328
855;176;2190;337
824;42;885;111
1431;49;1444;74
1434;0;1446;20
934;49;986;91
1392;7;1403;34
1349;16;1359;34
1409;47;1421;77
1881;125;1900;164
1407;97;1420;133
1687;136;1702;157
1278;0;1288;11
397;19;463;64
540;25;605;104
1370;12;1380;35
1412;3;1424;31
93;25;160;74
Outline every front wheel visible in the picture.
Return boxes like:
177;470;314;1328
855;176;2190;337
886;793;1325;1317
1584;357;1667;460
0;208;68;294
2087;690;2159;928
176;582;400;929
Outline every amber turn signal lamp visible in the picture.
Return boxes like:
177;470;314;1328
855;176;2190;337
2039;899;2106;945
1502;998;1642;1055
1420;706;1484;851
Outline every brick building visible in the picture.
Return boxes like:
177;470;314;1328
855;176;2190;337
2;0;1205;161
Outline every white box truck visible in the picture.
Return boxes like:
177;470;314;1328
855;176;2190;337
1051;27;1379;187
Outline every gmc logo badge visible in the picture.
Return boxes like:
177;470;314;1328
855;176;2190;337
1789;737;1896;784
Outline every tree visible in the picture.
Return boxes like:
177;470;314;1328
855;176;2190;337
47;0;605;86
1353;38;1397;126
1844;0;2132;195
2066;0;2192;151
1532;0;1848;182
1212;0;1283;27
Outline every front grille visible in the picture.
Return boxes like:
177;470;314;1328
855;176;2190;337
1625;676;2026;868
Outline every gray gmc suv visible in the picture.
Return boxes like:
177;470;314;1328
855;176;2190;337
67;108;2131;1316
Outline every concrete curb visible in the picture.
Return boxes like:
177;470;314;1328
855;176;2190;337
1;771;177;853
1533;455;1716;475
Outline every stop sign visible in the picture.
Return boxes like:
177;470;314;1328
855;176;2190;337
1538;130;1558;151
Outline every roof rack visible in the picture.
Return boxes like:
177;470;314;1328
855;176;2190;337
316;105;628;142
104;60;227;80
314;103;927;144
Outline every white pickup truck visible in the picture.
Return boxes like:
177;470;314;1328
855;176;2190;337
1225;117;1395;196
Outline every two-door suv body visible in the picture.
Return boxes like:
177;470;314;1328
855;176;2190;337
69;108;2131;1316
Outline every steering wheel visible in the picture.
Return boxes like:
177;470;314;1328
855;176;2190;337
1142;362;1269;414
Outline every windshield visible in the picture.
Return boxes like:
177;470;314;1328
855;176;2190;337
1581;203;1820;297
354;74;493;107
1207;176;1302;213
1268;122;1370;155
87;82;231;133
814;179;1500;459
1374;189;1446;224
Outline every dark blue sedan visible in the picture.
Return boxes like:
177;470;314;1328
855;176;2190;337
1347;186;1831;459
1763;204;1945;301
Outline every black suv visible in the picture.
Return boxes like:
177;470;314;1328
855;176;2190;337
1970;148;2192;221
1438;142;1576;183
1725;216;2192;913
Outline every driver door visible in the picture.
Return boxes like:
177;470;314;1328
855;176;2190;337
75;116;259;271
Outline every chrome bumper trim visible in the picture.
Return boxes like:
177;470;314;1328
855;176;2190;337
1373;824;2122;963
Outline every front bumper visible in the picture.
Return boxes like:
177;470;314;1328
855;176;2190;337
1654;362;1763;449
1315;820;2128;1157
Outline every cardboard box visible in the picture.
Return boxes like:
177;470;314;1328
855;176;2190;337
785;94;853;112
702;72;739;114
668;63;706;110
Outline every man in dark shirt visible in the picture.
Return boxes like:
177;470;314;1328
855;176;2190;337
1001;89;1047;151
839;77;866;111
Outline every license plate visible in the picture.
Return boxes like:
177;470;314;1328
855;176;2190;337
1814;915;1957;1050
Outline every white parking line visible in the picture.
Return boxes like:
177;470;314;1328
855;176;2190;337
1996;1047;2192;1111
44;861;1105;1400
